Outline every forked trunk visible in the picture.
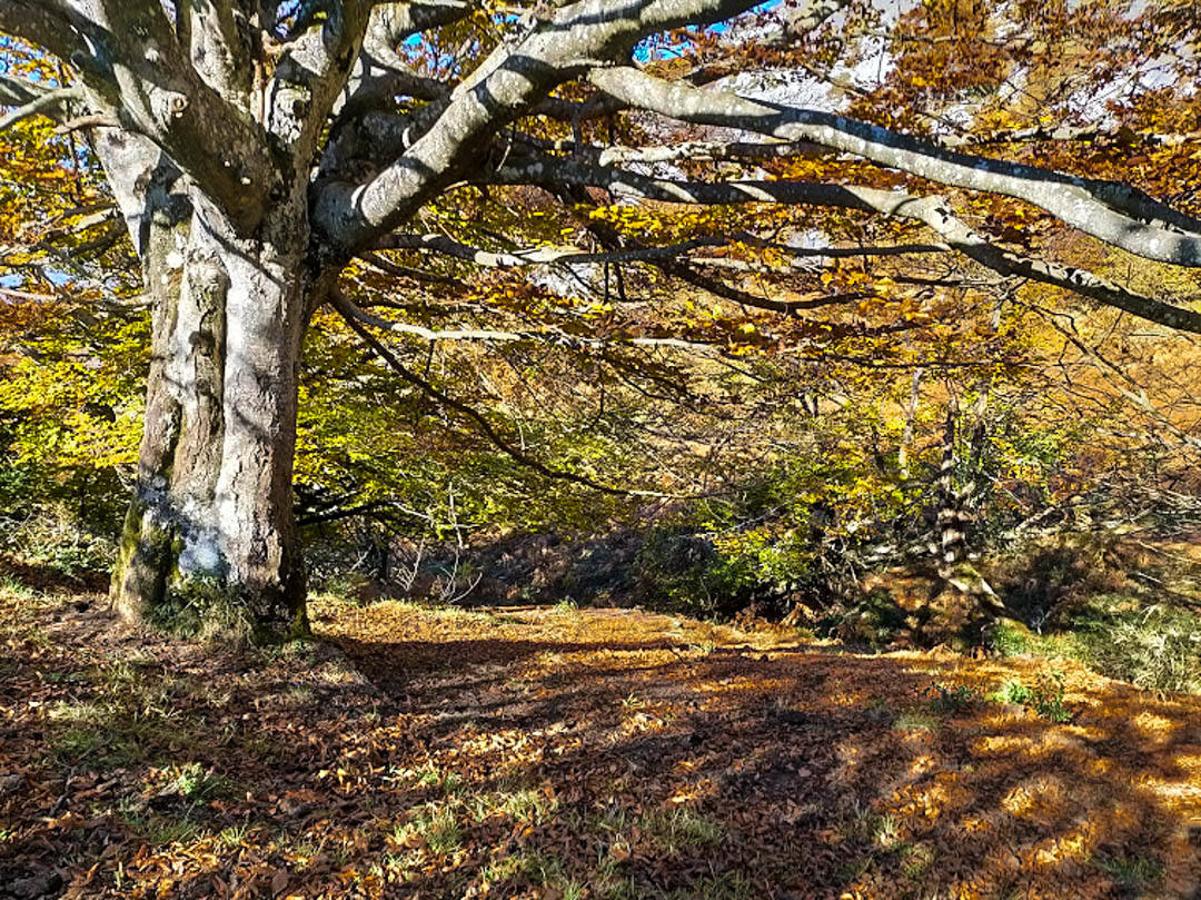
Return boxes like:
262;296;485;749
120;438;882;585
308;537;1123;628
102;136;314;638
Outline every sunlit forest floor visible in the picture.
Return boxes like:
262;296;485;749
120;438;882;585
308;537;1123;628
1;579;1200;899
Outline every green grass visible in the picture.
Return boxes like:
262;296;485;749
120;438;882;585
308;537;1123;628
871;812;901;849
159;762;231;803
985;594;1201;695
494;787;556;823
990;678;1032;705
43;659;206;770
0;574;37;600
925;681;979;714
899;841;935;879
986;620;1032;657
892;708;939;732
639;807;723;854
989;671;1072;722
1080;602;1201;694
388;762;468;796
664;871;755;900
1094;852;1164;891
116;794;205;847
390;804;462;856
216;823;251;850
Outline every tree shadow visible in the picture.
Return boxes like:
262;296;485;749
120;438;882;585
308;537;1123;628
3;594;1199;898
322;603;1201;897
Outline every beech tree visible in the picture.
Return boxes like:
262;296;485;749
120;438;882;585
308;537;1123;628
3;0;1200;636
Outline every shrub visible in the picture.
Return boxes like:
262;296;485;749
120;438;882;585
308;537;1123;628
827;587;909;648
988;535;1131;628
0;505;116;578
634;528;759;618
1028;670;1072;723
990;671;1071;722
1078;605;1201;694
986;620;1032;657
925;682;979;714
991;678;1032;705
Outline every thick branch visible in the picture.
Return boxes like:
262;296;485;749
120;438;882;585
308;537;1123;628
0;82;83;130
312;0;770;253
0;2;92;67
589;67;1201;266
7;1;279;231
495;156;1201;333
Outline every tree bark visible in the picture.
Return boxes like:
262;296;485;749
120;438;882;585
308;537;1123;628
103;133;313;638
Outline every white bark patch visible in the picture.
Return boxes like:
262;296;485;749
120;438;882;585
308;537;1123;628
177;524;224;578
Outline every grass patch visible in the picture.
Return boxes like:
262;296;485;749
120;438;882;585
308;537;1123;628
986;620;1032;657
44;660;203;770
1094;852;1165;892
476;850;587;898
157;762;231;803
987;594;1201;695
495;787;556;823
989;671;1072;722
216;823;251;850
390;804;462;856
116;794;206;847
664;871;756;900
639;807;723;854
892;709;939;732
991;678;1032;705
1078;603;1201;694
924;681;979;714
388;762;467;796
0;573;38;600
871;812;901;849
899;841;935;879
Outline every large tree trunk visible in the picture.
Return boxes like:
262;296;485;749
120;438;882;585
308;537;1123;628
101;134;314;638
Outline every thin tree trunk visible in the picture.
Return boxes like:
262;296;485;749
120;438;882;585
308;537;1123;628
898;366;923;480
936;403;967;576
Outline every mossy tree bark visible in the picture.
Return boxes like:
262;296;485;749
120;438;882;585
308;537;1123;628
101;134;312;639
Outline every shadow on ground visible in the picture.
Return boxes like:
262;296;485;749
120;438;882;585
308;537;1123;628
1;589;1199;898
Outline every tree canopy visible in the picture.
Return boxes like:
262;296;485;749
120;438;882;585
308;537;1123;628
2;0;1200;633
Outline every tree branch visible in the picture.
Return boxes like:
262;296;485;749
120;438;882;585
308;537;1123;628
312;0;770;253
495;156;1201;333
588;66;1201;267
0;82;83;131
329;287;661;496
337;282;723;352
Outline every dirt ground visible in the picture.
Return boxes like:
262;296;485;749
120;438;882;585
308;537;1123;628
1;582;1199;898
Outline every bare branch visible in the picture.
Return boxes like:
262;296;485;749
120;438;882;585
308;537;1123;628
330;287;666;496
377;230;946;269
493;154;884;208
313;0;769;253
364;1;475;60
338;278;723;352
495;156;1201;333
374;232;724;266
54;113;120;133
0;83;83;131
589;67;1201;267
